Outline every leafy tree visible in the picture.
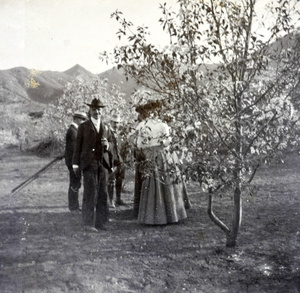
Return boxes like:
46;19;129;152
39;76;131;156
101;0;300;246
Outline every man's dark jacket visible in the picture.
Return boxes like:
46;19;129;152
110;127;125;166
65;124;77;168
72;119;114;171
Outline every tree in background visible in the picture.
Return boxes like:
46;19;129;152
39;76;132;156
101;0;300;246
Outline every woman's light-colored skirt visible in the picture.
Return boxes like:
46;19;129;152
138;149;188;225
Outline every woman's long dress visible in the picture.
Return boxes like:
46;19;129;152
136;119;188;225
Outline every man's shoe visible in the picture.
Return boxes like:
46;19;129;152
115;199;126;206
109;201;116;208
84;226;99;233
184;200;192;209
95;225;107;231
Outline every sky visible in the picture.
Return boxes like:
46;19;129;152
0;0;178;74
0;0;299;74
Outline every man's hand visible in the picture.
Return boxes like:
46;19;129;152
101;138;109;150
73;166;81;177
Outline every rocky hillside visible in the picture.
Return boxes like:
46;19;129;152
0;31;297;109
0;64;136;106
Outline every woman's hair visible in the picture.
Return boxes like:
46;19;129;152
135;99;165;118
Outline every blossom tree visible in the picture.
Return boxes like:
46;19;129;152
40;76;131;155
101;0;300;246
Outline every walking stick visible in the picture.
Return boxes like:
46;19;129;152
11;155;64;195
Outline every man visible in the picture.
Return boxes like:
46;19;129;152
65;111;88;212
108;112;126;208
72;98;114;232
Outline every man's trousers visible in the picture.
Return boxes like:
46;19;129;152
68;167;81;211
82;161;109;228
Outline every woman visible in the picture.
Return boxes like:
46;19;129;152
135;100;189;225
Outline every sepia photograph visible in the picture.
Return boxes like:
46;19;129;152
0;0;299;292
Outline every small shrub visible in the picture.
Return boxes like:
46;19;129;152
0;129;19;149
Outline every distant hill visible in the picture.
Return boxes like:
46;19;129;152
0;64;136;106
99;67;138;99
0;31;297;109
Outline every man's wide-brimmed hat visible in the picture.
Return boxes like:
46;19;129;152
73;111;88;120
86;98;106;108
111;113;121;123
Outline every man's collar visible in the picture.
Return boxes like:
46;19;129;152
91;117;100;125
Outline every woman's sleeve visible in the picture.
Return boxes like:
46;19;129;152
161;123;171;147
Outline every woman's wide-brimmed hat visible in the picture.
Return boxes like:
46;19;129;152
86;98;106;108
135;99;164;114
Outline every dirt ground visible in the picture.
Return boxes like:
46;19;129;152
0;146;299;293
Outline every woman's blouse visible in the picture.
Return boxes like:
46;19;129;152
136;119;171;149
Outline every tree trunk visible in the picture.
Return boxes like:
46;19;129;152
225;81;244;247
226;182;242;247
207;189;231;240
207;184;242;247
